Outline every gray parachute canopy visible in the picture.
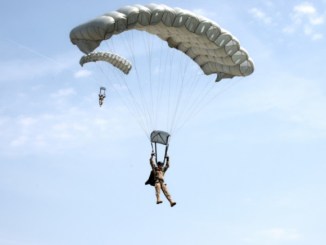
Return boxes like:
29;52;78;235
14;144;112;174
70;3;254;81
80;51;132;74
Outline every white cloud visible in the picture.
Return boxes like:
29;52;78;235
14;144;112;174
294;2;316;15
259;228;301;241
50;88;76;98
0;102;140;156
243;227;302;244
249;8;272;25
283;2;324;40
309;15;324;25
0;59;58;82
312;33;323;40
293;2;324;26
10;135;28;147
74;69;92;78
112;82;128;92
0;48;76;82
192;8;216;19
19;116;37;127
218;71;326;141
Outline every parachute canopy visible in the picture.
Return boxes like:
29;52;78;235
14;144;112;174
151;130;170;146
80;51;132;74
70;3;254;81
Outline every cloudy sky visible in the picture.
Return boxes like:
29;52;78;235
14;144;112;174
1;0;325;244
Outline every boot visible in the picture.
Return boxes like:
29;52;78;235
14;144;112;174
170;202;176;207
157;200;163;204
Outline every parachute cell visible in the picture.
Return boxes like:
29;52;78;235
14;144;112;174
70;4;254;81
80;51;132;74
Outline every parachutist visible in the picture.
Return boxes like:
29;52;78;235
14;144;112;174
99;94;105;107
98;87;106;107
146;153;176;207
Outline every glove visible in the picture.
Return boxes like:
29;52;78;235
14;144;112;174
151;152;155;157
166;156;169;160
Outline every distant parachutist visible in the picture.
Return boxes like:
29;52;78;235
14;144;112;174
99;87;106;107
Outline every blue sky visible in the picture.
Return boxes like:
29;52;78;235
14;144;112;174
1;0;326;244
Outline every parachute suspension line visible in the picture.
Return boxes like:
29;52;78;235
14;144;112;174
166;47;176;134
178;72;212;119
144;33;172;133
168;50;193;135
70;3;255;142
124;31;154;136
88;66;103;88
200;78;239;112
154;142;158;164
175;76;216;133
104;34;145;126
87;33;240;141
168;46;223;135
103;32;154;139
174;78;240;135
96;61;149;136
156;38;169;132
81;62;111;100
152;39;174;132
169;72;202;134
162;41;174;132
154;40;166;129
143;32;156;130
102;31;216;138
92;44;150;139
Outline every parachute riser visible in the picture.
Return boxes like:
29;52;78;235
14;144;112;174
163;143;169;165
151;142;169;166
155;142;158;164
99;87;106;96
150;130;171;166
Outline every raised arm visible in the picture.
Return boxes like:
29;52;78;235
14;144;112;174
164;155;170;171
149;152;156;170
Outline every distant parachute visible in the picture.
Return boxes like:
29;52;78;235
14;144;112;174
80;51;132;74
70;3;254;82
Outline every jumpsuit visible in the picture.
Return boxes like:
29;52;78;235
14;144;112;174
149;155;176;206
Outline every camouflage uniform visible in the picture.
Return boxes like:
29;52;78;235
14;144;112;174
149;155;176;207
98;94;105;106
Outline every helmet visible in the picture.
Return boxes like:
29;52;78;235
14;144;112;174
157;161;164;166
